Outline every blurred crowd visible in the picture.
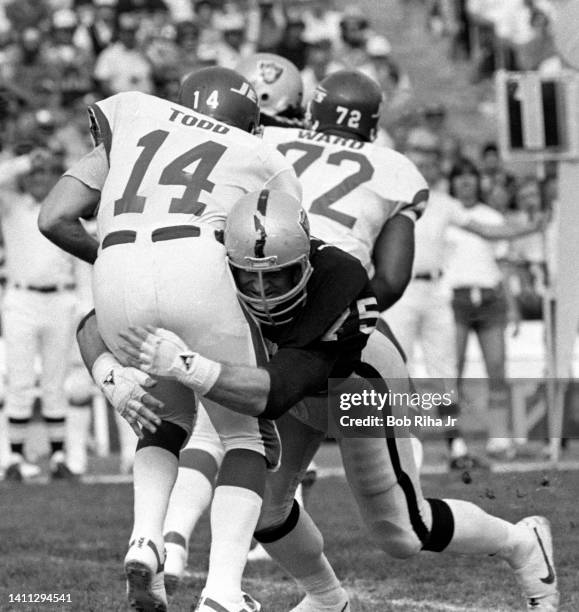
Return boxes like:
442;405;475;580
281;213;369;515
424;0;560;80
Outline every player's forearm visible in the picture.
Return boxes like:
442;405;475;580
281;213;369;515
202;365;270;417
371;276;409;311
77;310;110;372
464;219;540;241
41;217;99;264
39;176;100;263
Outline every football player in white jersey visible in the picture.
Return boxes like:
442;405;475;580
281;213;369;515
261;68;428;306
39;66;302;612
156;55;314;587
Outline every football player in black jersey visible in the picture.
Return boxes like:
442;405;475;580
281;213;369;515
87;190;559;612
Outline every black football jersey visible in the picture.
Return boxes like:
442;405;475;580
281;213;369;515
265;239;378;377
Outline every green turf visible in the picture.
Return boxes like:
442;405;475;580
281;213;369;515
1;467;577;612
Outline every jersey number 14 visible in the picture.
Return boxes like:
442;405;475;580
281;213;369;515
114;130;226;216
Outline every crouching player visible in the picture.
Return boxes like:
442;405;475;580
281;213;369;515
88;191;559;612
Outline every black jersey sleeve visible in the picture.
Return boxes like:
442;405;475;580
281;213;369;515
274;241;379;351
261;242;379;418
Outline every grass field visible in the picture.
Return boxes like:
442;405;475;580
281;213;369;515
1;442;578;612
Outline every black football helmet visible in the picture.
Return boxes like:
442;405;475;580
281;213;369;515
306;70;383;142
179;66;260;133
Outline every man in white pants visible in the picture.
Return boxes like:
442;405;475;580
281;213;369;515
386;128;543;467
0;151;78;480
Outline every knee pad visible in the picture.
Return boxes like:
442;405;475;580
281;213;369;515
255;499;301;544
369;519;423;559
179;448;221;483
137;420;188;458
422;498;455;552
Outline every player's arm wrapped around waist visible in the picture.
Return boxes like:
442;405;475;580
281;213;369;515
261;347;337;419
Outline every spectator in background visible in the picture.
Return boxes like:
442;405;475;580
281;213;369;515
300;37;343;104
85;0;117;57
0;150;79;481
246;0;286;53
144;23;181;91
335;7;372;70
174;20;215;77
45;9;95;108
12;28;60;110
116;0;169;18
94;12;154;95
193;0;222;58
445;158;517;460
422;102;463;179
506;176;549;321
214;12;251;69
479;141;516;204
300;0;341;46
366;35;412;120
275;16;308;70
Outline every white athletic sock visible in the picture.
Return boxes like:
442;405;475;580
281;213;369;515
66;406;91;474
164;467;214;546
203;485;262;603
442;499;530;557
131;446;178;556
264;509;346;606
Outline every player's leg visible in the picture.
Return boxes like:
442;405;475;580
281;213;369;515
38;292;78;478
64;362;94;476
199;395;273;609
476;318;514;458
255;408;349;612
158;235;273;610
163;403;225;594
421;286;473;464
124;378;194;612
345;333;558;609
93;243;197;611
2;289;41;479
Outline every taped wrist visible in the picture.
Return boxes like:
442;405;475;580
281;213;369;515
175;352;221;396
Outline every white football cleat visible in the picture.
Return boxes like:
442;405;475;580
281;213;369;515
290;594;351;612
194;592;261;612
124;537;168;612
163;537;188;596
512;516;559;611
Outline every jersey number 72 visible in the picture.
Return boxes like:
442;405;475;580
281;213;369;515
277;141;374;229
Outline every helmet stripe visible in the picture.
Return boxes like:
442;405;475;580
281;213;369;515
257;189;269;216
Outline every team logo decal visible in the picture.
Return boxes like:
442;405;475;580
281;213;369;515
258;60;284;85
253;214;267;257
312;86;327;103
180;353;195;370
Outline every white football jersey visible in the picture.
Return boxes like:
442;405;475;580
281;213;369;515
262;126;428;273
89;91;301;238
